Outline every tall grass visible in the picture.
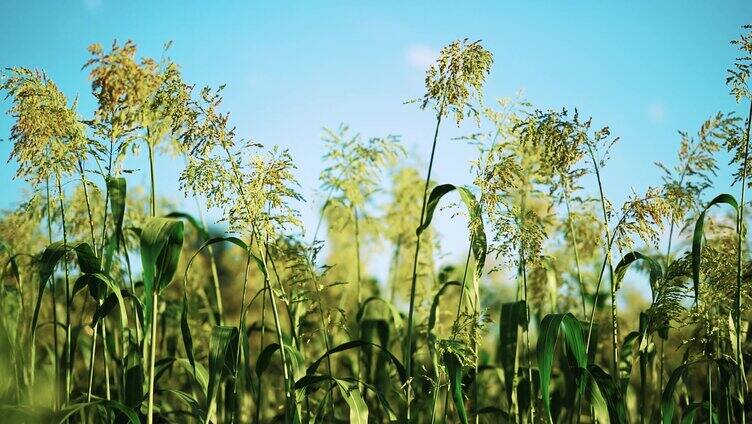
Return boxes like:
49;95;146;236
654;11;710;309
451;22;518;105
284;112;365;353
0;26;751;424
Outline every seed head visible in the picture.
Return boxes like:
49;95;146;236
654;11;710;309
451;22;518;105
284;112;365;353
422;39;493;125
1;68;88;184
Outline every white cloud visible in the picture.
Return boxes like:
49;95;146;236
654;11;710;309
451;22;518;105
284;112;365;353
405;44;438;72
648;102;665;123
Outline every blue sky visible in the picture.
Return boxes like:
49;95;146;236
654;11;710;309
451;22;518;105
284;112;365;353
1;1;751;270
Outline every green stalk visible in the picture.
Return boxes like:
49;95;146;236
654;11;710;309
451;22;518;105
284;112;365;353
441;247;472;424
146;292;159;424
586;144;618;377
734;100;752;424
56;173;72;405
304;250;335;419
36;178;58;407
200;204;224;325
229;254;253;424
99;135;115;258
255;287;267;423
183;152;224;325
259;239;294;418
406;112;443;419
146;142;158;424
519;194;535;424
563;187;587;318
148;142;157;217
79;159;107;404
352;205;365;396
353;205;363;305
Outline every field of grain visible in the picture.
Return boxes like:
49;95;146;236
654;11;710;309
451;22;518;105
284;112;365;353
0;21;751;424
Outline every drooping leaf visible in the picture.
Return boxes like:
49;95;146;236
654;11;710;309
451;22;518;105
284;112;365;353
356;296;404;330
586;364;628;424
692;194;738;303
56;398;140;424
427;281;462;341
661;361;700;424
108;177;127;247
166;211;210;240
416;184;487;277
205;325;239;421
91;287;131;328
537;313;588;421
614;251;662;295
139;217;184;329
294;376;368;423
443;350;468;424
306;340;407;384
31;241;100;351
498;300;526;403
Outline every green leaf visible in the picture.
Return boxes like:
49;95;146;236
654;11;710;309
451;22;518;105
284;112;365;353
181;294;195;374
56;398;140;424
356;296;404;330
334;378;368;424
443;350;468;424
416;184;457;236
614;251;662;294
256;343;280;378
692;194;738;303
140;217;184;329
661;361;701;424
416;184;487;278
618;331;641;393
306;340;407;384
166;211;211;240
205;325;239;422
498;300;526;403
427;282;462;341
294;376;368;423
108;177;127;247
91;287;131;328
123;351;144;409
155;357;209;394
681;402;717;424
537;313;588;421
586;364;628;424
31;241;100;351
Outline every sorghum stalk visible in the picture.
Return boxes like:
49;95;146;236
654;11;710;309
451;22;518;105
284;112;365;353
734;99;752;423
563;186;587;318
405;112;442;419
55;172;73;404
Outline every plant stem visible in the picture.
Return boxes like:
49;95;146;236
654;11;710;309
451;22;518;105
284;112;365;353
587;144;618;378
146;292;159;424
563;188;587;318
146;150;158;423
260;239;294;418
518;193;536;424
148;142;157;217
37;178;58;407
406;112;442;419
56;173;72;405
255;287;267;423
734;99;752;424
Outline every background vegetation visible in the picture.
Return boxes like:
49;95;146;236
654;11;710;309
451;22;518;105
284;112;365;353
0;24;752;424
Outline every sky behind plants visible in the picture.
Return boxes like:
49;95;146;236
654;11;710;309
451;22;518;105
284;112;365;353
1;1;751;262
